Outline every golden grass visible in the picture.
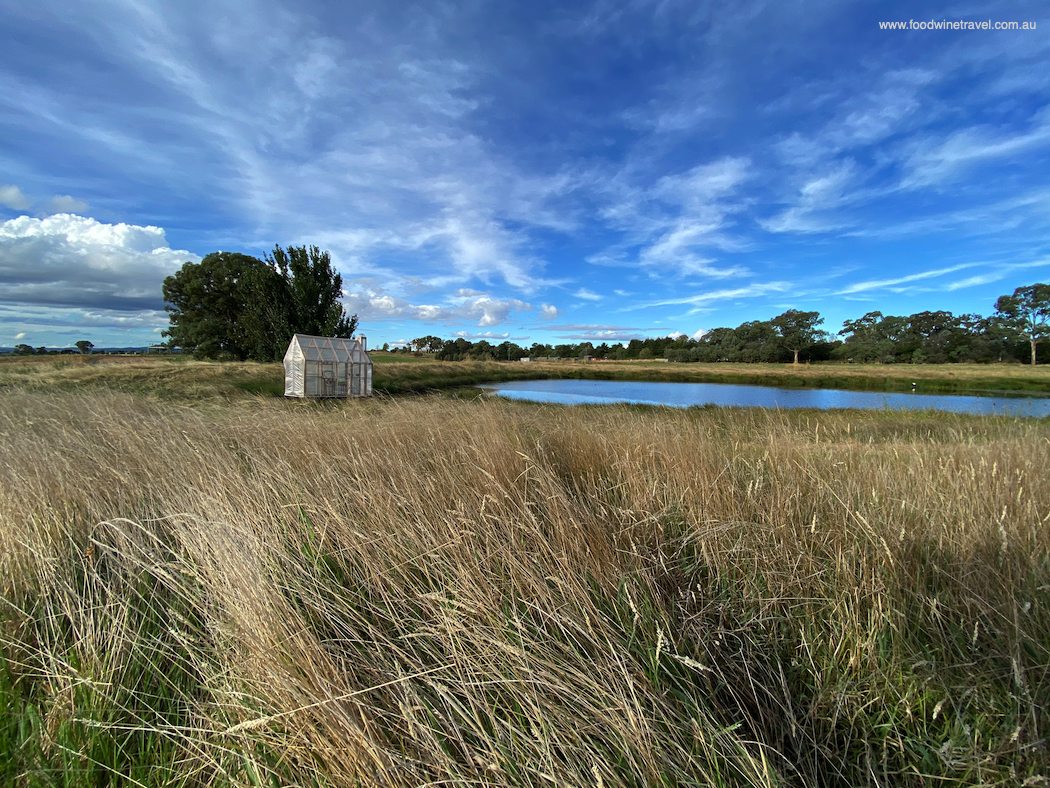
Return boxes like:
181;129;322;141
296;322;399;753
1;384;1049;786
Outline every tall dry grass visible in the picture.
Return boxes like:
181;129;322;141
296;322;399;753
1;389;1048;786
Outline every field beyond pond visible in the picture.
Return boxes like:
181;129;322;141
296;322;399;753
3;352;1050;398
1;359;1049;787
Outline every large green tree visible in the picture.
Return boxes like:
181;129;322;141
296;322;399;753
162;246;358;361
771;310;824;365
995;283;1050;365
162;252;266;359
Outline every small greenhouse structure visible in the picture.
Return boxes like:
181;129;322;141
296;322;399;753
283;334;373;398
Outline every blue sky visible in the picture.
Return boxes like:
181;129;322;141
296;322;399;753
1;0;1048;349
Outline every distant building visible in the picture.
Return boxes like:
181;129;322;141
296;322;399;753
283;334;373;398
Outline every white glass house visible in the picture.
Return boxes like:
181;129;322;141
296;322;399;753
283;334;373;398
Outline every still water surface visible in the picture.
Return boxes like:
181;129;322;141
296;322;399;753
478;378;1050;417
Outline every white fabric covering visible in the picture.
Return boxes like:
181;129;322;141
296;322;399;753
283;334;373;398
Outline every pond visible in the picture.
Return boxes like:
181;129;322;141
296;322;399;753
477;378;1050;417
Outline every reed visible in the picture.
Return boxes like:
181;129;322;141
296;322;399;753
1;386;1048;786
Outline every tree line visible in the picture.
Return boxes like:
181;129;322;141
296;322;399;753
393;284;1050;365
12;340;95;356
162;246;358;361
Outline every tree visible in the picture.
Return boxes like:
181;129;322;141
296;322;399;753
244;245;358;361
266;245;356;336
995;283;1050;365
13;343;34;356
162;252;266;359
162;246;359;361
771;310;824;364
75;340;94;355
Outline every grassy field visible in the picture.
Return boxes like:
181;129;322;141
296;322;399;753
1;358;1048;786
3;353;1050;399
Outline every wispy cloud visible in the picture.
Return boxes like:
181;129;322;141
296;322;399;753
342;290;533;327
645;281;792;309
593;157;753;276
902;109;1050;188
836;264;976;295
762;161;860;234
573;288;602;300
452;330;523;340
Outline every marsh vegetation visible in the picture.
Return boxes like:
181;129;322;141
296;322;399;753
1;358;1048;786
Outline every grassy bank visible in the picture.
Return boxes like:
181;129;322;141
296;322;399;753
525;359;1050;395
1;377;1048;786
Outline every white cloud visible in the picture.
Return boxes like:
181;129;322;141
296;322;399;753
0;185;30;211
557;329;645;342
540;303;560;319
452;331;514;340
342;290;533;327
14;332;25;340
762;161;859;234
0;214;196;311
903;110;1050;188
646;281;792;308
594;157;753;277
573;288;602;300
836;264;976;295
41;195;89;215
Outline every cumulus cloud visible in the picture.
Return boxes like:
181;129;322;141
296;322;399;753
41;195;90;215
0;214;197;311
0;185;31;211
540;303;560;319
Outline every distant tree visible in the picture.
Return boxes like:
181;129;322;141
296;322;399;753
836;312;895;362
35;347;49;355
13;343;34;356
771;310;824;364
470;340;495;360
411;335;445;354
496;341;525;361
75;340;94;355
437;337;473;361
995;283;1050;365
